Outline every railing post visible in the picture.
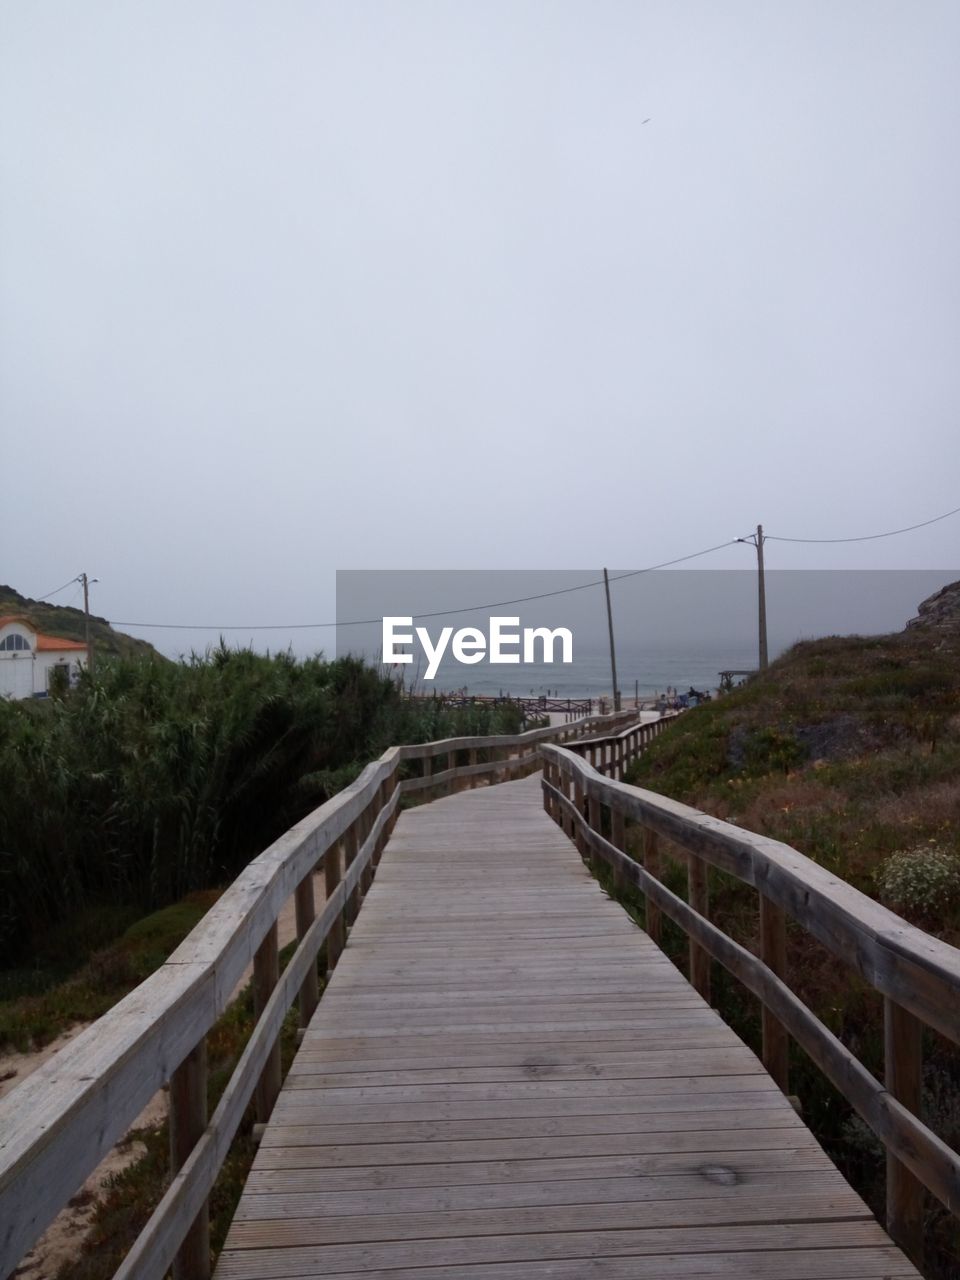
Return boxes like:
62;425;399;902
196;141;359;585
374;780;389;862
885;997;924;1267
170;1039;209;1280
469;747;478;788
325;839;345;972
573;775;586;854
294;871;320;1027
253;922;281;1123
642;828;662;946
423;752;432;795
344;820;360;924
687;854;711;1001
759;894;789;1092
360;803;374;894
587;788;601;871
610;802;626;892
385;769;400;835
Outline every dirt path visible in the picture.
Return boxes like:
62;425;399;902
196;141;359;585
5;871;326;1279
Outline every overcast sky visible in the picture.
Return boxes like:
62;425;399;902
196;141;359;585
2;2;957;657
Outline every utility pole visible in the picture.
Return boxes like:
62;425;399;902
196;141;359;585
736;527;768;671
79;572;97;674
756;524;768;671
602;568;621;712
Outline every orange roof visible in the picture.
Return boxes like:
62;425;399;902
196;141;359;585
0;616;86;651
36;634;87;652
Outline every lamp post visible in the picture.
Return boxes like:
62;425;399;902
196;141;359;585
77;573;99;673
736;527;768;671
602;568;621;712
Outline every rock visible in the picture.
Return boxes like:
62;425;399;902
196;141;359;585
906;580;960;632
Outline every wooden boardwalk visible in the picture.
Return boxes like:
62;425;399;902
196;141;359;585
215;775;920;1280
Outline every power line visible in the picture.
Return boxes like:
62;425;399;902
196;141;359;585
767;502;960;545
35;576;81;603
111;538;743;632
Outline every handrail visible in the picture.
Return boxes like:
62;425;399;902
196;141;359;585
561;710;679;778
540;741;960;1269
0;707;638;1280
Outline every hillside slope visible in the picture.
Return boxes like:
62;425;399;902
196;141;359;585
0;585;160;661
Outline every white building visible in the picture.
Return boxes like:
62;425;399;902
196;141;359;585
0;616;88;699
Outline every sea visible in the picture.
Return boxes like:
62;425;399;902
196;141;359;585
401;641;759;700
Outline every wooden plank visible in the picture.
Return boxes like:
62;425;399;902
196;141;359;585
215;1248;919;1280
250;1127;824;1170
225;1188;871;1247
233;1167;851;1221
215;1222;911;1279
269;1089;785;1125
242;1146;841;1195
258;1107;804;1150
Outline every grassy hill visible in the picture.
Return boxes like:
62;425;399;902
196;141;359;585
628;596;960;937
0;584;160;661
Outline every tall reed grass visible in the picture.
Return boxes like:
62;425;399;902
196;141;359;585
0;648;523;966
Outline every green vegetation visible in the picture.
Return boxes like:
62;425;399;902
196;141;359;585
621;624;960;1279
0;893;220;1051
0;647;525;973
626;629;960;928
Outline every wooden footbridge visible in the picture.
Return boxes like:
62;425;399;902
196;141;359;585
2;712;958;1279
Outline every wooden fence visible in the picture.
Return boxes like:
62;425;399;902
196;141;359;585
404;692;595;717
0;708;639;1280
561;710;679;778
540;741;960;1269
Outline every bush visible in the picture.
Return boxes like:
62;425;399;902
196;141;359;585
0;650;528;966
875;843;960;919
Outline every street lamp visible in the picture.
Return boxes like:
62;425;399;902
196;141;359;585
736;526;768;671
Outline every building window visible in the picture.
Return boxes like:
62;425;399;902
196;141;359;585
0;634;30;651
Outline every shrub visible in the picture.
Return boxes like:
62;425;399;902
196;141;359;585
875;843;960;918
0;651;528;966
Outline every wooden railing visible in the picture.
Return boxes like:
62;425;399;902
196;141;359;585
562;710;679;778
540;742;960;1269
405;692;596;717
0;708;639;1280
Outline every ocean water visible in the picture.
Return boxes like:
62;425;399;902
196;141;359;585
396;640;760;699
